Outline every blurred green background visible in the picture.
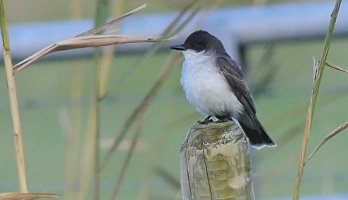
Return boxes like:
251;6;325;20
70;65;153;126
1;0;348;199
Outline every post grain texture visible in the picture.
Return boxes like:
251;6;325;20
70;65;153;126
180;120;254;200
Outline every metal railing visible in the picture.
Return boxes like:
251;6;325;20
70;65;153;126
2;2;348;64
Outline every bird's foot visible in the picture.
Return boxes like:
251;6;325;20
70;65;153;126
216;116;231;123
198;116;213;124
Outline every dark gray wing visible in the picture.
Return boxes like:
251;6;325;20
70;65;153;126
217;56;276;147
216;56;256;114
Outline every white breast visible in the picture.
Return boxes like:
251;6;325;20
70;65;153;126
180;50;243;117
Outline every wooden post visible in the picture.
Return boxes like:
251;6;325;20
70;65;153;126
180;120;255;200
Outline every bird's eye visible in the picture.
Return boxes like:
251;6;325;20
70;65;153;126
191;42;196;47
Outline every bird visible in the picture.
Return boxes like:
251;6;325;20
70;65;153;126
170;30;276;148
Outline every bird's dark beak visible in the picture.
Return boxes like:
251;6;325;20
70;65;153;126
170;44;186;51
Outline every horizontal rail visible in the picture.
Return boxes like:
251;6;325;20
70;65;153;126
1;1;348;61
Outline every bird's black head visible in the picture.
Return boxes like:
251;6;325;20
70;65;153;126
170;30;226;53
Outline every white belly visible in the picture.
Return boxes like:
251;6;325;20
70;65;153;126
180;53;243;117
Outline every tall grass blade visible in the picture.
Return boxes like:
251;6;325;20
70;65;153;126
293;1;342;199
76;3;146;37
115;0;199;84
76;105;98;200
0;0;28;192
306;121;348;164
258;88;348;162
325;60;348;73
109;109;148;200
12;3;150;73
64;1;83;198
154;166;181;189
101;52;182;168
135;3;219;198
92;0;111;199
100;0;203;169
98;0;123;99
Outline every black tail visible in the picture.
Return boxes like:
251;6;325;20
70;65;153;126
238;114;276;148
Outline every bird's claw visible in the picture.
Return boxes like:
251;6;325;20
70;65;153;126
216;117;230;123
198;116;213;124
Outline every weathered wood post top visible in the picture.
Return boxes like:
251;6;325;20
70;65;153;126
180;120;255;200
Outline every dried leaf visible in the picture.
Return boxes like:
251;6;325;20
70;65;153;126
306;121;348;164
76;3;146;37
13;44;57;73
12;4;157;73
325;60;348;74
13;35;163;73
293;1;342;199
59;35;162;48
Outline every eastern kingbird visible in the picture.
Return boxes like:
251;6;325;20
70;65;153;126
170;30;275;148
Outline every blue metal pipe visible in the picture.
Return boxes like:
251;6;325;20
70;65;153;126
2;1;348;61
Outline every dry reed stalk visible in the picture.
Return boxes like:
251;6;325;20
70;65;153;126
65;4;155;199
70;0;81;19
11;4;156;73
136;80;188;200
0;0;28;192
64;0;83;198
64;87;82;197
258;88;348;163
266;86;348;131
13;35;162;73
75;103;99;200
134;2;218;198
306;121;348;164
136;52;193;200
91;1;112;199
109;109;148;200
98;45;114;98
115;0;199;83
92;54;102;200
101;0;203;169
98;0;123;100
260;122;348;192
155;166;181;189
101;52;182;168
76;3;146;37
293;1;342;199
135;75;182;199
138;34;208;196
0;192;59;200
